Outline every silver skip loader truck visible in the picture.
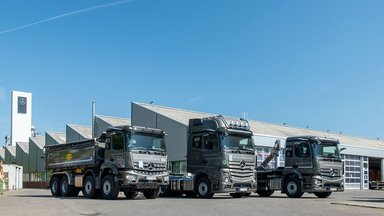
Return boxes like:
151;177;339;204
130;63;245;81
164;116;257;198
256;136;344;198
45;125;169;200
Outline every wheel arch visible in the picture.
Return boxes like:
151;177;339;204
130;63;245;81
51;172;73;186
281;170;303;193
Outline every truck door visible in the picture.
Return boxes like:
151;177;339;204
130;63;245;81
293;142;313;175
188;133;220;173
187;134;204;173
202;133;220;168
105;131;126;168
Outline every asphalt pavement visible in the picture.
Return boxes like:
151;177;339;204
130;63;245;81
0;189;383;216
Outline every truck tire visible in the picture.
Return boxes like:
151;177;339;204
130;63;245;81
230;193;243;198
257;190;274;197
101;175;119;200
314;192;332;198
124;191;138;199
143;188;160;199
285;176;304;198
195;178;214;198
83;175;97;199
50;176;61;197
60;175;74;197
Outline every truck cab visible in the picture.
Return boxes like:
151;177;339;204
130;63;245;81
283;136;344;197
168;116;257;198
100;126;169;198
256;136;344;198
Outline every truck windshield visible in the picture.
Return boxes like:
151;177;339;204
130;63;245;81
221;135;254;151
311;141;341;160
126;134;166;151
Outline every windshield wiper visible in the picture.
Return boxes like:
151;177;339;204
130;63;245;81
138;150;151;154
230;150;241;153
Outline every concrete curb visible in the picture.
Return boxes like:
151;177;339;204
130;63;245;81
331;202;384;210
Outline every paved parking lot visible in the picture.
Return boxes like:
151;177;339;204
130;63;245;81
0;189;383;216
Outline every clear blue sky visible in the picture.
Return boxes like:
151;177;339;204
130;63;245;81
1;0;384;146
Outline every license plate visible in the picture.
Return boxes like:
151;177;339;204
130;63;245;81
237;188;247;192
146;176;156;180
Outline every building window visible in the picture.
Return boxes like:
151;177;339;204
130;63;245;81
171;161;187;174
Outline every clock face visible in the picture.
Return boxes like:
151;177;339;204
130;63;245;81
19;98;26;105
17;96;27;114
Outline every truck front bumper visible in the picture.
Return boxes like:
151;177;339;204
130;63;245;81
219;180;258;193
120;171;169;189
310;175;344;192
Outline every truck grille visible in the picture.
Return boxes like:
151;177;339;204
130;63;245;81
320;168;342;177
228;161;254;181
134;162;167;175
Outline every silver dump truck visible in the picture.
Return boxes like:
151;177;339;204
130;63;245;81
256;136;345;198
45;125;169;200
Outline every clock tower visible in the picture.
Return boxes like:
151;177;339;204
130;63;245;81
11;91;32;146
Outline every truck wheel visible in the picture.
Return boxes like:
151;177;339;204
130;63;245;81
285;176;304;198
257;190;274;197
314;192;332;198
60;175;73;197
143;188;160;199
83;175;97;199
124;191;138;199
101;175;119;200
50;176;61;197
195;178;214;198
230;193;243;198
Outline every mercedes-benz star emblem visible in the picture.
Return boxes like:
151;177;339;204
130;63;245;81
147;162;154;170
19;98;26;105
240;160;246;169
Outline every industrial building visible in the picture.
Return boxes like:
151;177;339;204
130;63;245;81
45;131;66;146
131;102;384;190
1;98;383;191
0;115;130;188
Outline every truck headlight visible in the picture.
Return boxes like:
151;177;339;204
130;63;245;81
125;174;137;182
222;172;230;183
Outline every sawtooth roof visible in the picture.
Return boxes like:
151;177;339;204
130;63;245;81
67;124;92;139
133;102;384;150
30;135;45;149
96;115;131;126
46;131;66;144
16;142;29;153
